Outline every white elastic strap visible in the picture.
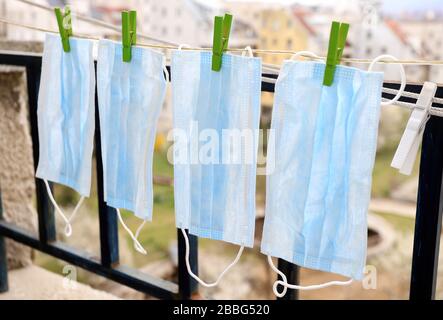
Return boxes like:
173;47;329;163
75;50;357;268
43;179;84;237
290;51;321;61
116;208;148;255
391;82;437;175
368;54;406;106
178;44;191;51
241;46;253;57
267;256;353;297
180;228;244;287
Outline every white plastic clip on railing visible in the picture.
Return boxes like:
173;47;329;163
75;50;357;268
391;82;438;175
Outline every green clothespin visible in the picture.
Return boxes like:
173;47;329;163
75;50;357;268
122;10;137;62
211;13;233;72
54;6;73;53
323;21;349;86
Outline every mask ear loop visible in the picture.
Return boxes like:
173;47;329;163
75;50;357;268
178;44;191;50
43;179;85;237
116;208;147;255
266;50;354;297
178;45;249;287
241;46;253;57
290;51;321;61
267;256;353;297
368;54;406;106
180;228;244;287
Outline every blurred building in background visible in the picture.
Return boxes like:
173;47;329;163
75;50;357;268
131;0;257;48
0;0;441;128
256;5;323;108
0;0;54;41
349;0;424;82
129;0;259;132
401;15;443;83
0;0;120;40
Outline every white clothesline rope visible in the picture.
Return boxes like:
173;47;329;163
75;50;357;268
381;87;443;117
5;0;443;66
1;17;442;112
383;87;443;104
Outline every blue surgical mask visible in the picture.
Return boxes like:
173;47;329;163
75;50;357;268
36;33;95;236
171;48;261;286
262;58;384;296
97;39;167;253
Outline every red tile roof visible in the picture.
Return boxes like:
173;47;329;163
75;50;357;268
292;8;316;36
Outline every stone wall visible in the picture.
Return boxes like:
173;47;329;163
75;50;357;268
0;41;43;53
0;65;37;269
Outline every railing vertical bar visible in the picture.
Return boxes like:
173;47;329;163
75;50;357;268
0;188;8;292
26;61;56;243
94;71;119;267
410;113;443;300
276;258;299;300
177;228;198;299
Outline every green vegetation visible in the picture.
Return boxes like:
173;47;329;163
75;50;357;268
371;146;420;198
373;211;415;234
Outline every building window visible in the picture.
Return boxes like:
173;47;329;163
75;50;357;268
176;8;181;17
162;26;167;36
367;31;372;40
381;46;387;54
287;19;292;28
272;38;278;46
287;38;292;49
161;7;167;17
366;47;372;56
272;20;279;31
175;26;181;35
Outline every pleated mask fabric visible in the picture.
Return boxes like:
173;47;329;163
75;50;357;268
97;39;166;220
171;50;261;248
36;33;95;197
261;61;384;280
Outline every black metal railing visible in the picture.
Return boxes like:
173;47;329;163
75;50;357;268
0;51;442;300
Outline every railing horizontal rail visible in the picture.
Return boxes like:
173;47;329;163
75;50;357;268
0;220;178;299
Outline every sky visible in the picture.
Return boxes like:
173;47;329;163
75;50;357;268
224;0;443;15
381;0;442;14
